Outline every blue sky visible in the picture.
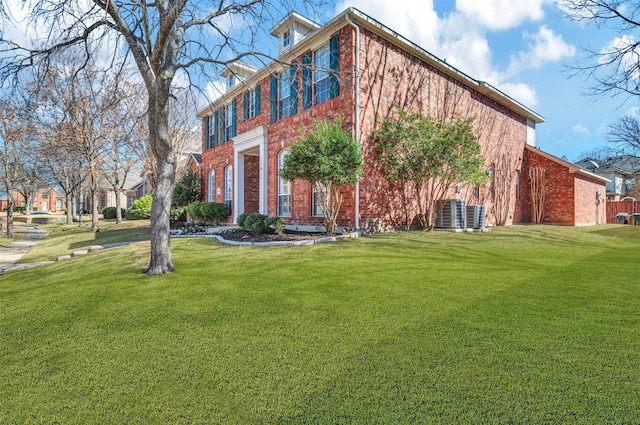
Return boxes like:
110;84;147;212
4;0;632;161
328;0;633;161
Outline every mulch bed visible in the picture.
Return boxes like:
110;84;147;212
218;229;327;243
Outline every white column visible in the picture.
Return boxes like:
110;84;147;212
259;138;268;215
233;151;244;223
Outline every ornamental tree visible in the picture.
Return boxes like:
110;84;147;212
279;119;363;235
374;111;488;230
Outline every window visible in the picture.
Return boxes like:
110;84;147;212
248;90;256;118
314;43;330;104
278;150;291;216
224;165;232;209
208;170;215;202
278;69;293;119
244;85;261;121
283;29;291;48
208;114;216;148
515;170;520;200
228;74;235;88
312;184;326;217
225;105;233;140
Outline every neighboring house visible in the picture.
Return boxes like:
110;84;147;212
514;146;608;226
0;188;65;213
175;129;202;180
197;8;601;229
89;173;145;212
575;155;640;201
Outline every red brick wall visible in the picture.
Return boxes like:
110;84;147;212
356;27;528;228
200;22;533;229
515;148;606;225
244;155;260;213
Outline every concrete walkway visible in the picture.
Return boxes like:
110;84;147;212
0;225;52;275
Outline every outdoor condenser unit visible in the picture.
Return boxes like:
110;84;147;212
435;199;466;229
466;204;486;229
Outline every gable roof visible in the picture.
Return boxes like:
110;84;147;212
527;145;609;183
576;155;640;175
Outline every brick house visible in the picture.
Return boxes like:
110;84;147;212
197;8;601;230
514;146;608;226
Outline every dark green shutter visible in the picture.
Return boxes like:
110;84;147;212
255;84;261;115
290;63;298;115
231;99;237;138
212;110;219;147
243;91;249;120
330;34;340;99
270;75;277;123
204;116;210;150
302;52;311;109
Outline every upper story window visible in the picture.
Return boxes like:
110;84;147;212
278;67;296;120
314;43;330;104
283;29;291;48
244;85;261;120
224;104;233;140
228;74;236;88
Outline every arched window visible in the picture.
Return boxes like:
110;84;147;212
224;165;233;209
277;150;290;216
208;170;215;202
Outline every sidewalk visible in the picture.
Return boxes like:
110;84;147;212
0;225;52;275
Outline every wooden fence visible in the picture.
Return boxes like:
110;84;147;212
606;199;637;224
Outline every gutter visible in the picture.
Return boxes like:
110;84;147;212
345;12;361;229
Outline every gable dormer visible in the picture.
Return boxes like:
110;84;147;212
269;11;321;54
220;61;258;92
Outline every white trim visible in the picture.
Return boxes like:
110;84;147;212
232;126;269;223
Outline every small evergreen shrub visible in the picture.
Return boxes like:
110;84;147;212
125;195;152;220
242;212;270;234
236;212;250;228
268;216;285;235
186;202;206;222
199;202;230;225
171;206;188;223
102;206;126;220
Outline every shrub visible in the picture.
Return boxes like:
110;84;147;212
236;212;250;228
199;202;230;225
171;206;188;223
242;212;269;234
268;216;285;235
125;195;152;220
186;202;205;222
173;169;203;207
102;206;127;220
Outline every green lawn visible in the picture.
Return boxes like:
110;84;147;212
1;224;639;424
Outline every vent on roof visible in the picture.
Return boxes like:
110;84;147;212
435;199;466;229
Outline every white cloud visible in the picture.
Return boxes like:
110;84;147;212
455;0;551;31
506;25;575;77
571;124;591;136
499;82;538;107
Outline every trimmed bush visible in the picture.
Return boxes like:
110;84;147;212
125;195;152;220
236;212;251;228
268;216;285;235
199;202;230;225
171;206;188;223
241;212;269;234
186;202;205;222
102;206;127;220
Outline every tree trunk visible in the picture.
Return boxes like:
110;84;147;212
6;189;14;237
144;82;176;275
90;173;99;232
115;188;123;223
65;192;73;225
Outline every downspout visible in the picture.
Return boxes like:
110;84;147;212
345;11;361;229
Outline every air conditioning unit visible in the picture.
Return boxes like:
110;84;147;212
435;199;466;229
466;204;486;229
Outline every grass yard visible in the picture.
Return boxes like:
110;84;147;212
1;224;639;424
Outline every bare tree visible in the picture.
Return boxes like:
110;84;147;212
561;0;640;101
606;110;640;155
1;0;327;274
0;94;33;236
